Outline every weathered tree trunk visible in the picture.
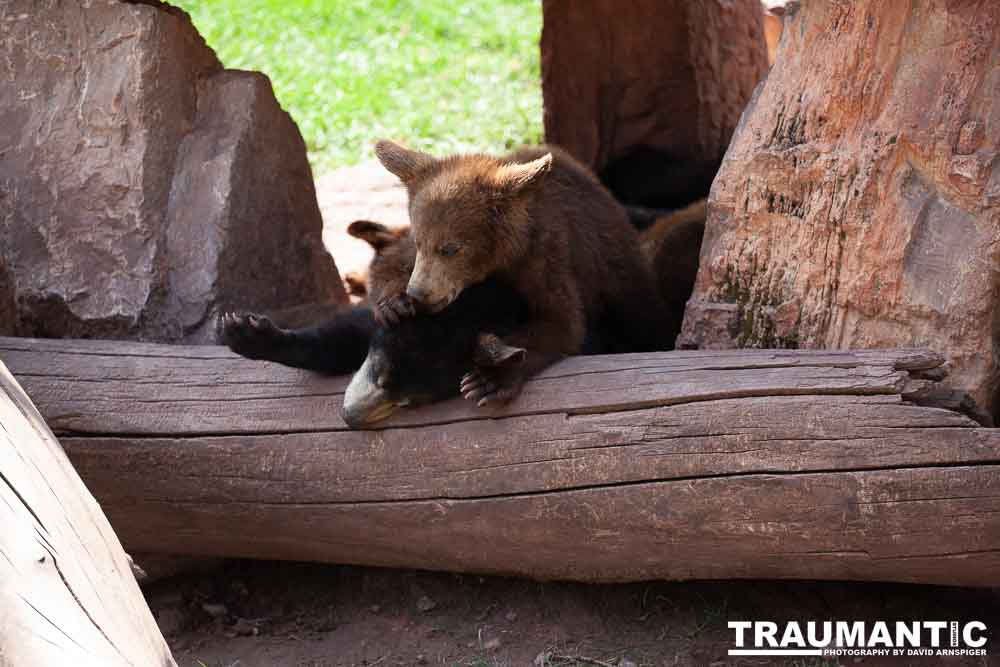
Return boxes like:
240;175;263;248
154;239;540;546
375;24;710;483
3;337;999;587
541;0;768;208
762;5;784;65
0;361;175;666
679;0;1000;423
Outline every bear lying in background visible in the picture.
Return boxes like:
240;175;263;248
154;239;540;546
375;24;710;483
372;141;675;406
640;198;707;342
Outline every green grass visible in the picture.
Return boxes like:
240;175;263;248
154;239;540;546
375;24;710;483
173;0;543;175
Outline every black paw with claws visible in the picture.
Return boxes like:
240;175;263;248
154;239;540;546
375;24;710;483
218;312;287;360
460;364;526;407
373;293;416;327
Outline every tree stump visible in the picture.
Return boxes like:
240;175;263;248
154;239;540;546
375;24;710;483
541;0;769;208
679;0;1000;423
0;361;175;666
4;337;1000;587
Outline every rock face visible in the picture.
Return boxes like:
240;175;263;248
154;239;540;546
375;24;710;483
680;0;1000;419
161;69;344;341
0;0;344;342
540;0;769;209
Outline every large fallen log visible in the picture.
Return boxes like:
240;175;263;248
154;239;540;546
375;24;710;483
3;337;999;587
0;361;175;666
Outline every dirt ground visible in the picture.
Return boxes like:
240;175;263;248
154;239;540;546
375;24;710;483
315;161;409;292
147;560;1000;667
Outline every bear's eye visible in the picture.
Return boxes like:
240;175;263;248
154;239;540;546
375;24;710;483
438;243;460;258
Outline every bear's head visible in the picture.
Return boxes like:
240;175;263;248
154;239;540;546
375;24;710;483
346;219;415;300
373;139;552;312
340;278;528;428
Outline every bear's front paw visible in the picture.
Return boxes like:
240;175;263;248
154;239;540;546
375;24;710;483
460;365;526;407
373;293;416;326
218;312;286;360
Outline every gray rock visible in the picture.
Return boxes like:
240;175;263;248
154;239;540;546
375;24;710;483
0;0;344;342
160;68;343;342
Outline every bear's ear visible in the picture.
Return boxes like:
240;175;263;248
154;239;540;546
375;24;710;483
494;153;552;194
343;271;368;298
374;139;436;185
347;220;399;251
474;333;526;368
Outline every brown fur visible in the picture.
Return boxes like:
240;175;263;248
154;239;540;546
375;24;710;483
343;271;368;298
346;220;415;326
374;140;674;404
639;199;707;346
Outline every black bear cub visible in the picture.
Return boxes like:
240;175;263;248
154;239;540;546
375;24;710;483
340;279;529;426
220;221;529;428
220;308;376;376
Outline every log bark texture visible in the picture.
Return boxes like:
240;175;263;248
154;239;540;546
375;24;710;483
679;0;1000;422
3;337;1000;587
541;0;768;207
0;361;175;666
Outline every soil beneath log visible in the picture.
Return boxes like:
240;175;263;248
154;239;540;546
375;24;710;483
147;560;1000;666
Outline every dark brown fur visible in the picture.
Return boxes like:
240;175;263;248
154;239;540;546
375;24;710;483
374;141;674;405
346;220;416;326
343;271;368;298
639;199;707;348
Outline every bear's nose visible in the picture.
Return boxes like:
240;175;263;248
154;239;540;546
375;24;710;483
405;285;429;304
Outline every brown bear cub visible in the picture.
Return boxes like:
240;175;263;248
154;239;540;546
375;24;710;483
345;220;415;325
373;140;674;405
639;198;707;342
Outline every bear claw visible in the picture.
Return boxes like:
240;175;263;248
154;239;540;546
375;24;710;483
374;293;416;327
460;368;523;407
460;371;498;404
218;311;285;360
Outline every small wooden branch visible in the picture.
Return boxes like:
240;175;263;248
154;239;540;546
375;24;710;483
3;337;999;587
0;360;175;666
